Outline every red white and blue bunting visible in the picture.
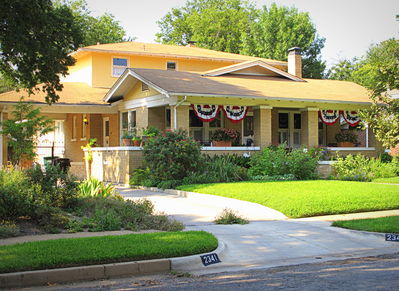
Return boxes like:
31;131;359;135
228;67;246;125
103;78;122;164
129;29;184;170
318;110;340;125
222;105;248;123
318;110;361;126
192;104;220;122
341;110;361;127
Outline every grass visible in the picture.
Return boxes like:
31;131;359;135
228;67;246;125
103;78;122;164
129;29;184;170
332;216;399;233
0;231;217;273
178;180;399;218
373;176;399;184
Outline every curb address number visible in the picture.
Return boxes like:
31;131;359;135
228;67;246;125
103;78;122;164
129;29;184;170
385;234;399;241
200;253;221;266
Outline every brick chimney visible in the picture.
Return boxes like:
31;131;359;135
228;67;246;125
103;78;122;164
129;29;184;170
287;47;302;78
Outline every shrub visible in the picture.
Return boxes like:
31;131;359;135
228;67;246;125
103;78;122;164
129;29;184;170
249;145;321;180
33;205;71;233
143;129;202;182
250;174;296;181
129;168;151;186
78;178;116;198
0;220;20;238
26;164;78;209
0;169;34;220
332;154;398;182
214;208;249;224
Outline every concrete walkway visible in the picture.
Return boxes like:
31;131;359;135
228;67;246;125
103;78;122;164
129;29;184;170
119;187;399;275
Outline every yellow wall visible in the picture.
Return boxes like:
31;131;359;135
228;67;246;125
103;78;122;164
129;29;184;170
63;54;92;86
90;52;239;88
125;81;160;101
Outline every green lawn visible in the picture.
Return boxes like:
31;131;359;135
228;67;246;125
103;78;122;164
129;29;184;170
178;180;399;218
373;176;399;184
332;216;399;233
0;231;217;273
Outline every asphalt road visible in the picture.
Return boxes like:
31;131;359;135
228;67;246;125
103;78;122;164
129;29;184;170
28;253;399;291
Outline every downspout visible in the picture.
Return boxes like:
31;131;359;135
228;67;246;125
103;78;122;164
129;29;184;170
173;96;187;130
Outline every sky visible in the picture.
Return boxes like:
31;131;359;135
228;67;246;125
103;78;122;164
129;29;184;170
85;0;399;68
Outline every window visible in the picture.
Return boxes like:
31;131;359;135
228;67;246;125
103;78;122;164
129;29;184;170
81;114;87;140
166;108;171;128
141;82;149;91
210;111;222;128
72;115;77;140
189;110;203;127
167;62;176;70
279;113;289;129
112;57;128;77
294;114;301;129
129;111;136;128
243;116;254;136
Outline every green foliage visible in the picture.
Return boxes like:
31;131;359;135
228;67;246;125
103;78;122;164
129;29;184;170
332;154;398;182
55;0;132;46
250;174;296;181
327;58;360;81
26;164;79;209
142;126;161;137
214;208;249;224
0;220;20;238
248;145;321;180
78;178;116;198
335;131;358;143
0;0;83;104
81;138;97;162
0;169;34;220
157;1;326;78
241;3;326;78
143;129;202;182
129;168;151;186
34;206;71;233
0;100;53;165
0;231;217;273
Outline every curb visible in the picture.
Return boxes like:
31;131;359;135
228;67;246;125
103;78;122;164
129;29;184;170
0;241;225;289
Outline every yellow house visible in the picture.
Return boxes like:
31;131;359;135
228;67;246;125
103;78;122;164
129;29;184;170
0;42;381;180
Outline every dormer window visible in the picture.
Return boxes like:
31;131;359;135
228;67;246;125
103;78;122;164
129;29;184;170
112;57;128;77
167;61;176;71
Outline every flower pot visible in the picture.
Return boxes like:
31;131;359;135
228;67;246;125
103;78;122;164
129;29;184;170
337;142;355;147
133;140;141;146
122;138;132;146
212;140;232;147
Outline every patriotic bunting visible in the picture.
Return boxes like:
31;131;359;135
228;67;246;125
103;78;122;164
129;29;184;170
192;104;220;122
341;111;361;127
318;110;340;125
222;105;248;123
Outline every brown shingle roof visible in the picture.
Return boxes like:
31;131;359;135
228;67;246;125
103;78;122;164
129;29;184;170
0;82;109;105
124;68;372;104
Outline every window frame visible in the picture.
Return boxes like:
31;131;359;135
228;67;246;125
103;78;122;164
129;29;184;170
166;61;177;71
111;56;129;77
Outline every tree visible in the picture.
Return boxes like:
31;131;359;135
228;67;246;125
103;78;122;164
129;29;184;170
56;0;132;46
327;58;360;81
0;100;54;166
356;39;399;148
0;0;83;104
240;4;326;78
156;1;326;78
156;0;254;53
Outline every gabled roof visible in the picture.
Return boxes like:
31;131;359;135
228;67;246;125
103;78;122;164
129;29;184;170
105;68;372;105
73;42;287;67
0;83;110;105
202;60;304;82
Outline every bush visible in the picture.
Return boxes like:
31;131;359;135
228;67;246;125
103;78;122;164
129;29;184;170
129;168;151;186
332;154;398;182
250;174;296;181
143;129;202;182
26;164;79;209
78;178;116;198
249;145;321;180
214;208;249;224
0;220;20;238
0;169;34;220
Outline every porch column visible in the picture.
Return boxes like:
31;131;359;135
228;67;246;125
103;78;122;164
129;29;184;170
253;106;272;148
301;108;319;148
136;106;149;133
171;103;190;132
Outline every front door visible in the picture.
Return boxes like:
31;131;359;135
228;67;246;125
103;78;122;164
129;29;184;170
103;117;110;147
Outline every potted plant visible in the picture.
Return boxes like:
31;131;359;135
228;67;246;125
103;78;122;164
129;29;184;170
141;126;160;144
335;131;358;147
132;136;142;146
210;128;240;147
121;131;133;146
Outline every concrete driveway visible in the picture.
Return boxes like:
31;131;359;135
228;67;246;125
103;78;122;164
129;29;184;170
118;188;399;275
